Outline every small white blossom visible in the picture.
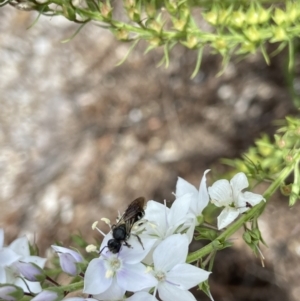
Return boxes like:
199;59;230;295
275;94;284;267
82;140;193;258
142;194;195;243
152;234;210;301
208;172;265;229
83;234;157;298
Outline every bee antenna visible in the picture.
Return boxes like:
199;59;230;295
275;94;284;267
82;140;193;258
99;246;108;255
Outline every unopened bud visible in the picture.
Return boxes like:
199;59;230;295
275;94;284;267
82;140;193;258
173;18;186;31
115;29;129;41
0;285;23;301
13;261;45;282
273;8;287;25
31;290;61;301
204;11;218;25
52;246;83;276
280;183;292;196
244;26;261;42
100;3;112;20
231;11;245;27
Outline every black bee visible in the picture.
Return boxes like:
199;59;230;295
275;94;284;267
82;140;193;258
104;197;145;254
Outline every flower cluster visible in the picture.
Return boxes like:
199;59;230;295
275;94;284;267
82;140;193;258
0;229;47;295
0;171;265;301
75;171;264;301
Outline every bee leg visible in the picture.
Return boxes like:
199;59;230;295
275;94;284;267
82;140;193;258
133;234;144;250
124;241;132;249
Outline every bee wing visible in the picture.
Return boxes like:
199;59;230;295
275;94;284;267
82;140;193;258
123;197;145;221
114;197;145;229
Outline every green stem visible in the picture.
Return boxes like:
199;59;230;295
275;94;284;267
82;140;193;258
187;164;294;263
55;281;84;293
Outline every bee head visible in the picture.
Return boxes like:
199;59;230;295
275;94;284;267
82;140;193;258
107;239;122;254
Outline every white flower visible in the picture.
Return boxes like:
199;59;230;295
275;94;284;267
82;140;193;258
176;170;210;221
0;229;47;294
142;194;195;244
83;234;157;298
152;234;210;301
208;172;265;229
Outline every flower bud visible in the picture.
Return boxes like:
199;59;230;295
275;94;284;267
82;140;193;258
280;183;292;196
247;9;259;25
243;26;261;42
243;232;252;244
204;11;218;25
257;8;270;23
239;41;256;53
212;38;227;52
100;3;112;20
286;3;298;23
0;285;23;301
115;28;129;41
52;246;83;276
172;18;186;31
127;7;141;22
230;11;245;28
146;1;156;18
273;8;287;25
31;290;61;301
13;261;45;282
271;27;287;42
148;37;161;47
147;20;163;33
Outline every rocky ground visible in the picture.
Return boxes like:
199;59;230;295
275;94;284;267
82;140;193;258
0;6;300;301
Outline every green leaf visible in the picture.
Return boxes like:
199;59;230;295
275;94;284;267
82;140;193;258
190;47;203;79
61;22;89;43
116;39;140;66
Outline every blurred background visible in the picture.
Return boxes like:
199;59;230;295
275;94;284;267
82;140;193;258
0;6;300;301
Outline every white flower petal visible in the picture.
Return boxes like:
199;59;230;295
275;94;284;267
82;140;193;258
121;237;156;264
217;207;240;230
158;282;197;301
153;234;188;272
14;278;42;293
83;258;111;294
197;169;210;214
175;177;198;198
94;278;125;301
208;180;232;207
0;266;7;282
0;248;21;266
167;263;210;289
238;191;265;213
117;262;157;292
183;218;196;243
9;237;30;258
230;172;249;200
144;201;169;233
127;292;159;301
168;194;192;226
0;229;4;249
